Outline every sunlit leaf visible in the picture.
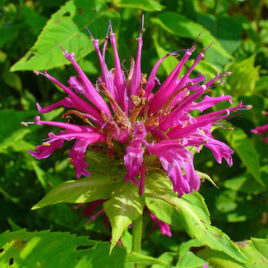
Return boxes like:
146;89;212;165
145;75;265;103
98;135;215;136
32;175;122;209
103;183;144;253
0;230;164;267
11;0;119;71
145;173;248;265
226;55;260;95
111;0;163;11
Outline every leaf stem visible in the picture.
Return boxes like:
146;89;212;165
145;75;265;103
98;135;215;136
132;214;143;254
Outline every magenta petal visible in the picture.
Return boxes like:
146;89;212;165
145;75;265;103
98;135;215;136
159;87;206;130
130;37;143;97
149;212;172;237
149;49;194;114
149;141;199;196
205;138;234;166
44;71;103;122
69;139;91;178
28;131;66;159
62;50;112;117
68;76;87;95
190;94;233;112
110;32;125;106
251;124;268;135
37;97;73;113
144;51;177;98
124;123;146;185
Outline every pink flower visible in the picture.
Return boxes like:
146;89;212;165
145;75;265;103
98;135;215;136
26;17;249;198
251;111;268;143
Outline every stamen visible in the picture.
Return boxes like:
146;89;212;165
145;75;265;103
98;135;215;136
63;110;94;126
55;42;67;54
130;95;146;125
85;26;94;40
33;70;44;76
41;142;51;146
140;14;145;36
102;87;131;129
109;20;113;34
192;32;201;48
202;42;214;53
21;121;34;127
156;84;193;116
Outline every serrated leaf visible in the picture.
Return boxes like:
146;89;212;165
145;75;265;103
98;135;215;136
32;175;122;209
0;230;164;267
112;0;163;11
11;0;119;71
144;173;248;265
0;230;96;268
226;55;260;95
103;183;144;253
225;128;263;186
151;12;232;59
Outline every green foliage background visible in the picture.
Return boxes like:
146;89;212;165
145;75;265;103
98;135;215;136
0;0;267;267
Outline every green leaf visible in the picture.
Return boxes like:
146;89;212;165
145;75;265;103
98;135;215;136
255;76;268;92
32;175;122;209
198;237;268;268
215;189;262;222
0;26;20;49
0;230;164;267
226;55;260;96
0;230;96;268
177;239;207;268
111;0;163;11
103;183;144;253
152;252;176;268
196;171;218;188
151;12;232;59
146;197;184;230
198;248;244;268
11;0;119;71
144;173;248;265
177;251;207;268
0;110;36;153
223;172;268;194
224;128;263;186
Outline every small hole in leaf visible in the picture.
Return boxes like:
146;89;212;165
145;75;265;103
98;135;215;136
76;245;94;250
9;257;14;266
62;11;71;17
0;248;4;253
26;53;35;61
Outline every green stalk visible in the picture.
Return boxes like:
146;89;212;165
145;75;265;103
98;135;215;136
132;214;143;254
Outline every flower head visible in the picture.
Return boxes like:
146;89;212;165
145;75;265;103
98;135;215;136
26;17;249;197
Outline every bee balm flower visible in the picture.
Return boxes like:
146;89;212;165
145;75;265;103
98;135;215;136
26;17;249;197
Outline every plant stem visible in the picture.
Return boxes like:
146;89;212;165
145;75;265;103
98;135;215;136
132;214;143;254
